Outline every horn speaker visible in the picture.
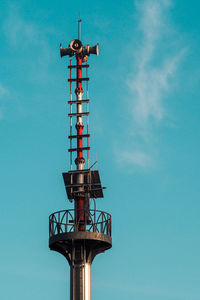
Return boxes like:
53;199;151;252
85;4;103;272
85;44;99;56
60;45;74;58
69;39;83;53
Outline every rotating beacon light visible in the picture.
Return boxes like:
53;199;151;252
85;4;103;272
49;18;112;300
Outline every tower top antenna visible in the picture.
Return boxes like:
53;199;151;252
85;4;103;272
78;14;81;40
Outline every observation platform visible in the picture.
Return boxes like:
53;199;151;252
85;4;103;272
49;209;112;263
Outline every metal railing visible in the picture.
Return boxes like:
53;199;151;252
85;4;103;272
49;209;111;238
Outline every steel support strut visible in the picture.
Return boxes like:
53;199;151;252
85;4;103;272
70;263;91;300
70;242;91;300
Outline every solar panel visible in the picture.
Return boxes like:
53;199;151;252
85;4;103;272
62;169;104;201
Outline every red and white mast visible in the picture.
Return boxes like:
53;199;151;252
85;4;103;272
68;18;91;231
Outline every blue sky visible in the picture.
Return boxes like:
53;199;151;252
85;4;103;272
1;0;200;299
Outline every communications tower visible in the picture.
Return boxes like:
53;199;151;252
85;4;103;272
49;19;112;300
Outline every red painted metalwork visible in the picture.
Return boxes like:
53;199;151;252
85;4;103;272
68;147;90;152
86;61;89;168
78;18;81;40
76;19;84;231
68;134;90;139
65;19;97;231
68;77;89;82
68;64;89;69
76;55;83;159
70;60;72;169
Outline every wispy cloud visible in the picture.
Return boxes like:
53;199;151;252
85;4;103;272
0;84;9;120
128;53;183;126
118;149;152;169
2;3;53;49
1;5;54;120
117;0;185;170
3;4;53;64
3;5;38;46
128;0;184;126
0;84;8;98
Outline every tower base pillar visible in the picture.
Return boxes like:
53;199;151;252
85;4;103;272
70;262;91;300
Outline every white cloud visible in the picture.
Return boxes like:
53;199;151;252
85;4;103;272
128;52;184;126
118;149;152;169
128;0;183;126
0;84;8;98
117;0;185;170
3;5;38;46
0;83;9;120
1;5;55;120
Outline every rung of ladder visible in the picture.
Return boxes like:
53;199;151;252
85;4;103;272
68;112;89;117
68;64;89;69
68;78;89;82
68;134;90;139
68;99;90;104
68;147;90;152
